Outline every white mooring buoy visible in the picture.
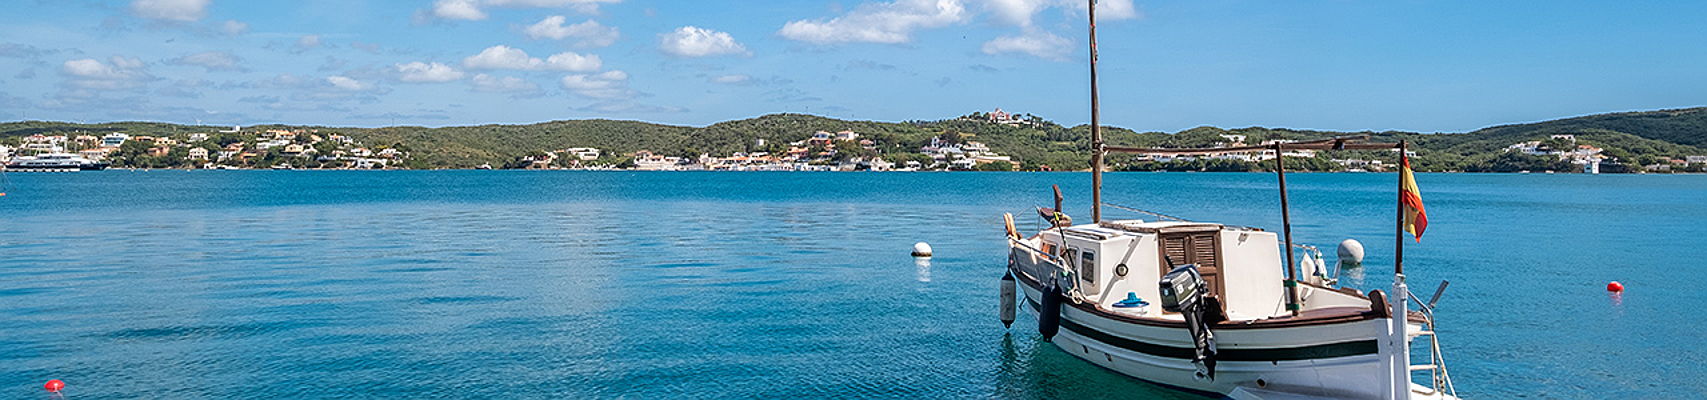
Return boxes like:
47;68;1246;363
1337;239;1365;269
912;242;933;257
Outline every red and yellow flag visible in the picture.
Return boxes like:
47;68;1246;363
1399;155;1428;241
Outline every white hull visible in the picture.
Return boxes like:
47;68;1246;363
1018;279;1454;400
1021;283;1381;398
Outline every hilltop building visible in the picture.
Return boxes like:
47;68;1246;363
988;108;1024;125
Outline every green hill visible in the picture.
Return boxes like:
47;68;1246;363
3;107;1704;172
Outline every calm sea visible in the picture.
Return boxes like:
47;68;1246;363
1;171;1702;399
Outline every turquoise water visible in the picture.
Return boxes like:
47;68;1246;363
1;171;1702;399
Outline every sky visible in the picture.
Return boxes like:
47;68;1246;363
1;0;1704;133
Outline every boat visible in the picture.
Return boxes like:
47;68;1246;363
997;3;1459;399
3;153;110;171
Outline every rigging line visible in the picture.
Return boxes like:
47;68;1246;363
1100;202;1189;222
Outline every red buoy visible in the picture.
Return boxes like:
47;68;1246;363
1607;281;1624;292
44;379;64;393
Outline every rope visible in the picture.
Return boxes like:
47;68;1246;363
1101;202;1190;222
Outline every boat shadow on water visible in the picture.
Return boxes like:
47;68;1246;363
995;333;1210;399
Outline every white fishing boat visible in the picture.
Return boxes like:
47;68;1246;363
996;2;1459;399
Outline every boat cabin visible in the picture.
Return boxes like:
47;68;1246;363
1018;220;1370;322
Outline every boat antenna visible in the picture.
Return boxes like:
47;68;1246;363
1087;0;1104;223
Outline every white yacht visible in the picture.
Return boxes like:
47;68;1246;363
4;153;110;171
996;2;1459;399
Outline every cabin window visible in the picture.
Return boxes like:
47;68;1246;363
1079;251;1096;284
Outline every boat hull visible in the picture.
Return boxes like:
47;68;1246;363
2;163;108;171
1017;276;1395;399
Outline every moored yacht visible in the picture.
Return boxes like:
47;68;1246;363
4;153;110;171
997;2;1459;399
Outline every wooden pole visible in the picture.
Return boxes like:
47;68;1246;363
1088;0;1104;224
1275;143;1301;316
1396;140;1407;276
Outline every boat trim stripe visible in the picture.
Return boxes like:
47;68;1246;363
1032;298;1378;361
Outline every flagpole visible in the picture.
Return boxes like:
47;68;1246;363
1395;140;1406;276
1389;139;1412;400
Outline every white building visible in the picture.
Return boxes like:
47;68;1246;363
988;108;1025;125
101;133;129;148
566;147;601;161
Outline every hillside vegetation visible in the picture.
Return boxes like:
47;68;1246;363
4;107;1705;172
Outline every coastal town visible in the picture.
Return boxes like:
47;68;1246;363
4;108;1706;173
0;126;406;170
515;131;1019;171
0;110;1030;172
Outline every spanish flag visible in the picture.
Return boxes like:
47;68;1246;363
1400;155;1428;241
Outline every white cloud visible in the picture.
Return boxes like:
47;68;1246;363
130;0;211;22
462;45;600;72
169;51;245;71
1079;0;1139;20
709;74;751;84
470;73;541;93
983;0;1048;26
981;28;1070;60
431;0;487;20
525;16;620;48
774;0;1135;46
395;62;466;83
544;52;601;71
220;20;249;36
428;0;620;21
658;26;749;57
464;45;535;69
326;76;371;91
979;0;1137;27
779;0;968;44
559;70;631;99
296;35;323;51
61;56;153;89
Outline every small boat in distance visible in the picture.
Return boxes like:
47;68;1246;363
4;152;110;171
997;2;1459;399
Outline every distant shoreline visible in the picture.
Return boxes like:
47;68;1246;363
11;168;1700;175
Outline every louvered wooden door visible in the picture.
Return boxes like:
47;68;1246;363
1159;232;1222;300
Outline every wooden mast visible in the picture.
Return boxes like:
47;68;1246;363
1274;143;1301;316
1088;0;1104;223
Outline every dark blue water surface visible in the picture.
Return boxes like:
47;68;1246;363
1;171;1703;399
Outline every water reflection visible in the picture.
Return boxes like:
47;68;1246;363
915;257;932;282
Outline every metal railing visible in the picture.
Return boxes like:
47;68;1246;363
1404;287;1458;398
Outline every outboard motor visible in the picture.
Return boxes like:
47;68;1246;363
1160;264;1218;380
1037;279;1062;342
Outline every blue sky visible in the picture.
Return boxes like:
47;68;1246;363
1;0;1704;133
